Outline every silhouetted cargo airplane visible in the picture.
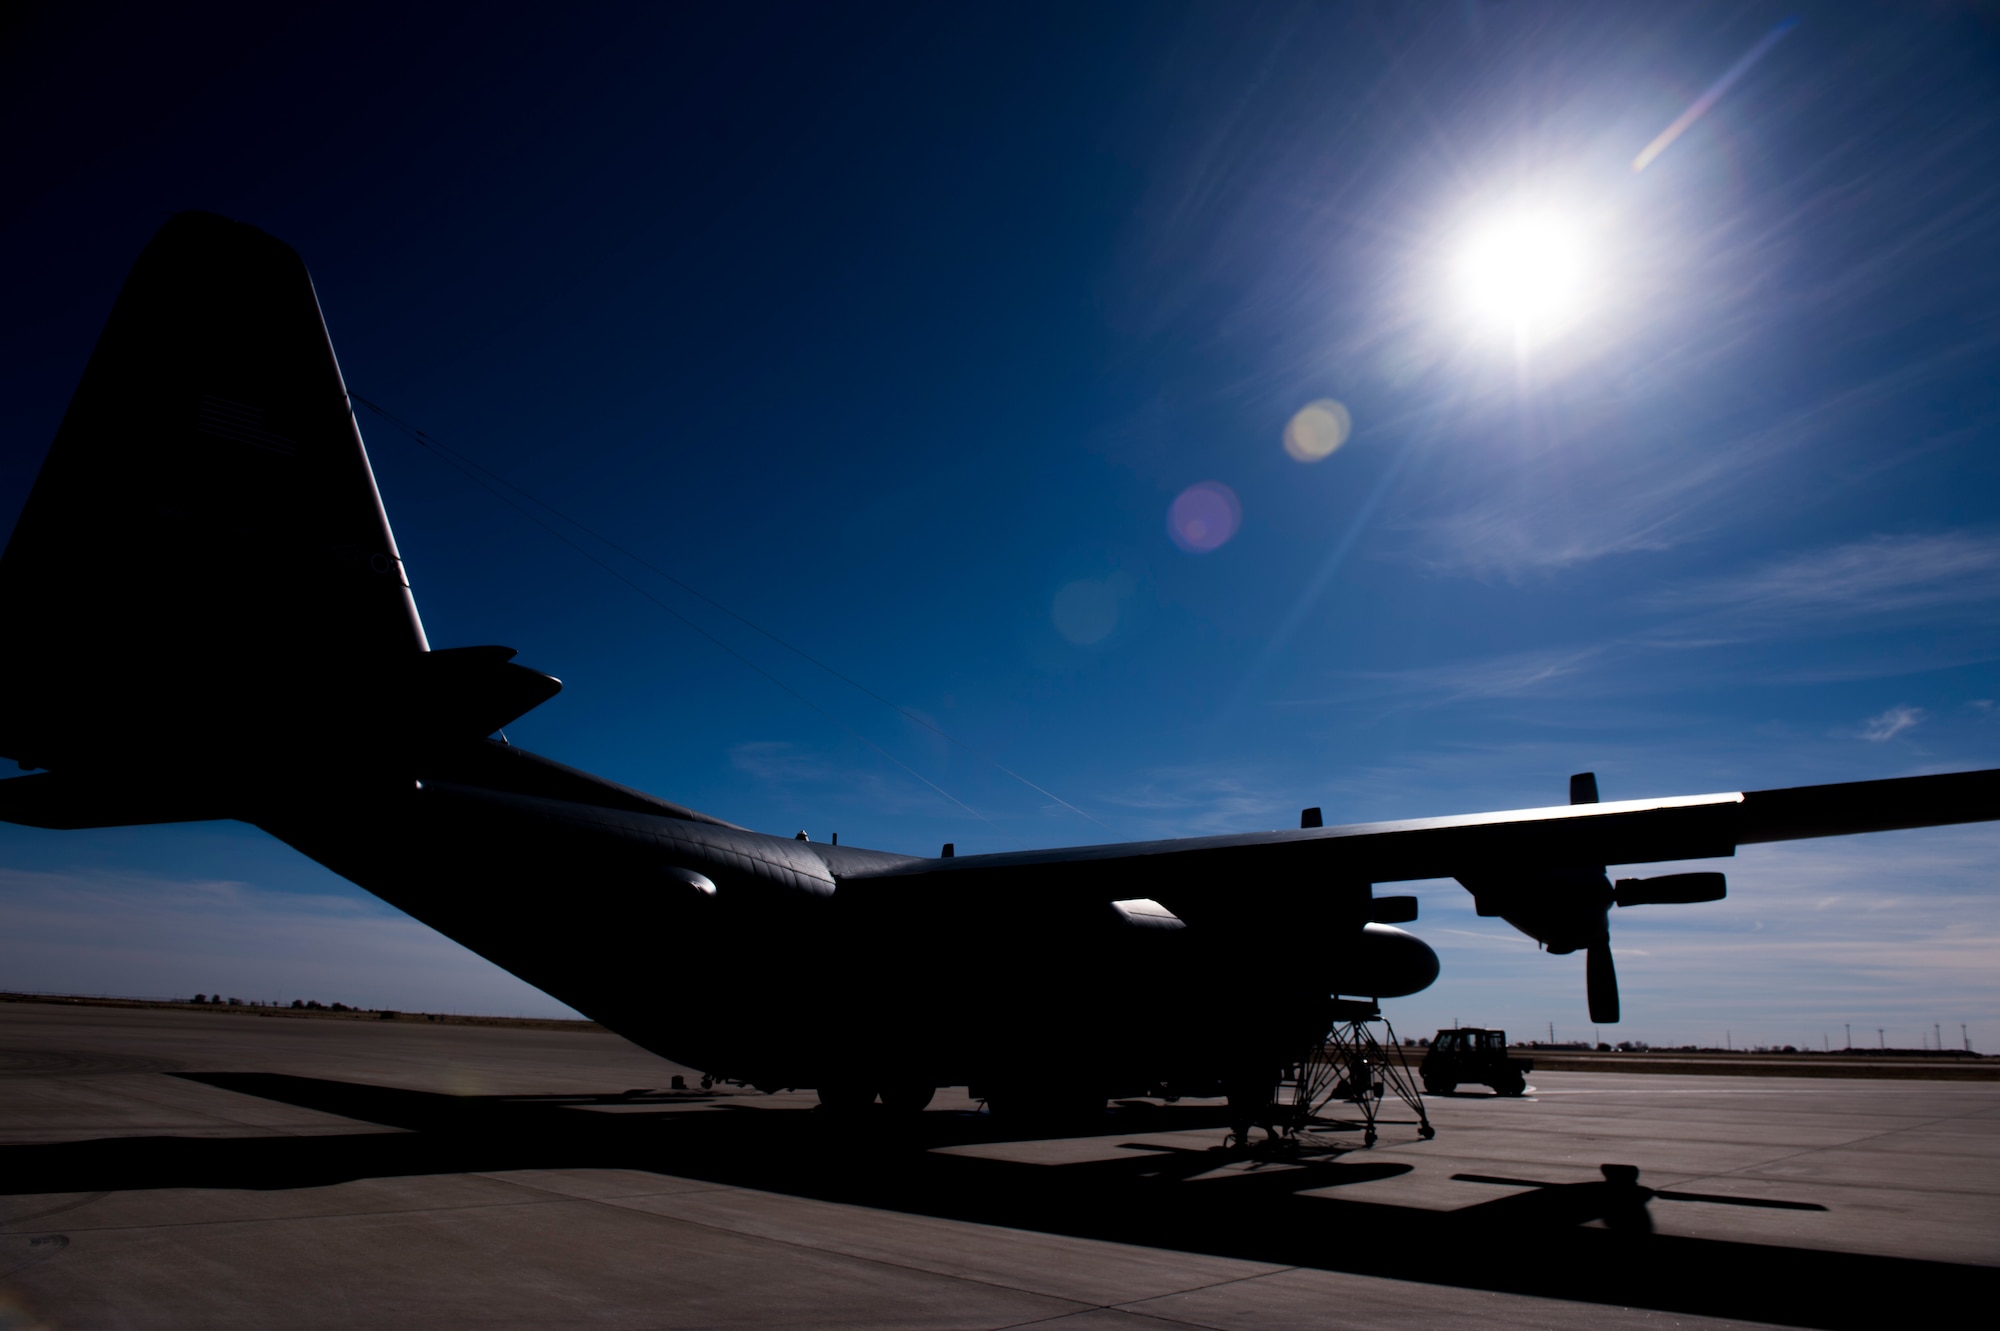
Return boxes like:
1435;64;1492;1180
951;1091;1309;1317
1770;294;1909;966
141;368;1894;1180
3;214;1995;1117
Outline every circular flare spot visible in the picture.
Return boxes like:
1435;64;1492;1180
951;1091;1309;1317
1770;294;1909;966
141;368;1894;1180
1167;481;1242;554
1283;399;1352;462
1052;579;1120;644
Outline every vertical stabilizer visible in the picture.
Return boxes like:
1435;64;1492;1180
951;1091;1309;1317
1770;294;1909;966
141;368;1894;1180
0;212;428;773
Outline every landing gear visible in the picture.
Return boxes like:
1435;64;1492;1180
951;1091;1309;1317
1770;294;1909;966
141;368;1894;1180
816;1079;876;1113
819;1074;937;1117
878;1081;936;1114
986;1088;1107;1127
1225;1078;1281;1149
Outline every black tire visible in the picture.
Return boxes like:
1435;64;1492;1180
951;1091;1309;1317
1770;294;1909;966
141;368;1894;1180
989;1089;1106;1127
1496;1075;1526;1097
817;1080;876;1113
1424;1078;1455;1097
879;1081;936;1114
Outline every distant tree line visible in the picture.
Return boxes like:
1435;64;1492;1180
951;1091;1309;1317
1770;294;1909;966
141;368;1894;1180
190;994;355;1011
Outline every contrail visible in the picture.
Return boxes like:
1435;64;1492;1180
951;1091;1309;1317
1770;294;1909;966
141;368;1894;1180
1633;17;1799;173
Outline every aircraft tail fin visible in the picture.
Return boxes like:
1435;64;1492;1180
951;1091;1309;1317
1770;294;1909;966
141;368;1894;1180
0;212;555;805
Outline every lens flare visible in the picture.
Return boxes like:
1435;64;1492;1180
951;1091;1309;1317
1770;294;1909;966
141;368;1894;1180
1052;578;1119;644
1456;209;1591;342
1283;399;1352;462
1167;481;1241;553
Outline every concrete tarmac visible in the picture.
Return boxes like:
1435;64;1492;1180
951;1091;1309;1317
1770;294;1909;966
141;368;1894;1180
2;1001;1995;1330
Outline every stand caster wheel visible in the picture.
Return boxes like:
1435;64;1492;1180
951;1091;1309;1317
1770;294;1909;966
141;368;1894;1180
1419;1124;1436;1140
1364;1129;1377;1146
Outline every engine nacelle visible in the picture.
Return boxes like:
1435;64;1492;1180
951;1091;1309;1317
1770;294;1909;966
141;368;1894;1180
1346;923;1440;997
1459;867;1612;955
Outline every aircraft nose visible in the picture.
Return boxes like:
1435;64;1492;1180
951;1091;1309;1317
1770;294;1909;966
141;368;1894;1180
1350;922;1441;997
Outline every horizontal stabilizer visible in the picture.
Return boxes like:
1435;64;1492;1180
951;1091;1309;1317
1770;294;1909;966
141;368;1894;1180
0;773;230;830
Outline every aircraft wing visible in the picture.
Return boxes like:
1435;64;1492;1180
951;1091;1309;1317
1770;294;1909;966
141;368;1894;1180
836;767;2000;898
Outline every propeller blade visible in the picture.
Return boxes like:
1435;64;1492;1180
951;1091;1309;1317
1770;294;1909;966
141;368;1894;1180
1586;939;1620;1024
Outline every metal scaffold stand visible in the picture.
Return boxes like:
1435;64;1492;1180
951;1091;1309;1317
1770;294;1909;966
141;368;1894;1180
1271;998;1433;1148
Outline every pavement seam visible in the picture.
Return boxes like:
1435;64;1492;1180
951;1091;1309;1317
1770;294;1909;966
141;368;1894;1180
1103;1266;1310;1325
549;1182;1242;1313
0;1194;572;1236
49;1072;405;1140
1628;1096;2000;1196
0;1193;110;1230
986;1306;1214;1330
469;1171;744;1201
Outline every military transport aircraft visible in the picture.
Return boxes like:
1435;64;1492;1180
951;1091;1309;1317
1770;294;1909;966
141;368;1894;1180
4;214;1996;1121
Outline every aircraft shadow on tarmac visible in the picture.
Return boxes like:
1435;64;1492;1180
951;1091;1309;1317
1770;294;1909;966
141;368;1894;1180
0;1072;1990;1330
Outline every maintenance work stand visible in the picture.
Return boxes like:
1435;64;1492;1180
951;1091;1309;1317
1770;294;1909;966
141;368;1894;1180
1235;998;1434;1148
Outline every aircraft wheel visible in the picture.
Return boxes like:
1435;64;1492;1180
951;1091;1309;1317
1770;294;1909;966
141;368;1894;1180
817;1080;876;1113
990;1089;1105;1126
878;1080;935;1114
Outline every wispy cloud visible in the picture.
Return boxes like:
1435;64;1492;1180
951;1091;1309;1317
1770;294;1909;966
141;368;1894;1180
1299;531;2000;709
1398;364;1998;581
1647;532;2000;628
1096;765;1298;838
1858;705;1925;742
1320;643;1614;706
729;740;836;784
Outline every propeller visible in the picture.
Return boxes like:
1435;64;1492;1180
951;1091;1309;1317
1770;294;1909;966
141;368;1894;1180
1569;773;1619;1024
1459;773;1729;1026
1570;772;1725;1025
1586;938;1619;1024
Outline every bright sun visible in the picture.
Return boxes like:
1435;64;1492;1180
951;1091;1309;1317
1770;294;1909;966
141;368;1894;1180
1455;208;1592;343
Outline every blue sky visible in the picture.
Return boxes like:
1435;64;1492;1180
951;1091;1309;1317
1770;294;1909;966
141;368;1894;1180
3;2;1997;1049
